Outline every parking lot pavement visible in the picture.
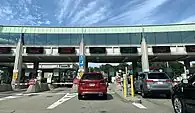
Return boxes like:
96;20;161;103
0;89;27;99
0;87;175;113
137;95;174;113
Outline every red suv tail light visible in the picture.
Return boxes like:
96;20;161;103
79;81;86;85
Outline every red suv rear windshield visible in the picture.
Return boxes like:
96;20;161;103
82;73;104;80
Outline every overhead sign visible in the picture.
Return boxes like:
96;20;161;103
120;47;138;54
58;47;75;54
185;45;195;52
0;47;11;54
152;46;171;53
89;47;106;54
26;47;44;54
79;56;84;67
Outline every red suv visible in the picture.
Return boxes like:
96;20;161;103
78;72;107;100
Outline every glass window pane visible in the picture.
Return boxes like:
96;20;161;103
145;33;156;44
47;34;58;45
82;73;103;80
118;33;130;45
0;33;9;44
155;32;169;44
9;33;20;45
95;34;106;45
130;33;141;44
34;34;47;45
84;34;95;45
148;73;169;79
70;34;80;45
24;33;34;45
106;34;118;45
181;31;195;43
168;32;182;43
59;34;71;45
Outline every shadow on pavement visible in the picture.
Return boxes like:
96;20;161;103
82;94;113;101
143;94;171;99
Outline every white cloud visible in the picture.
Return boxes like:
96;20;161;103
26;0;32;4
102;0;169;25
70;0;98;25
56;0;110;26
45;20;51;24
77;6;108;26
0;0;51;25
0;6;13;18
56;0;72;24
177;15;195;24
67;0;82;20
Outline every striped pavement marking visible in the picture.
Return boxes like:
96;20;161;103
47;93;77;109
132;102;147;109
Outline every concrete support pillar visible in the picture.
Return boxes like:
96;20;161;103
184;60;191;70
33;62;39;77
11;34;24;90
132;62;138;75
79;38;86;73
141;34;149;72
85;61;88;73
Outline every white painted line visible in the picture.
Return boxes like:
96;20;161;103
132;102;147;109
23;93;42;96
0;98;6;101
4;96;20;99
15;93;23;96
0;95;21;101
56;92;66;95
47;93;77;110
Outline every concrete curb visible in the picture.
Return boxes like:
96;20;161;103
110;84;142;103
114;90;142;103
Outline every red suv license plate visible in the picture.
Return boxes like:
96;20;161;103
89;83;95;86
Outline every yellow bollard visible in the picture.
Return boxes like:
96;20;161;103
123;74;127;98
79;72;84;78
130;75;135;97
12;71;18;80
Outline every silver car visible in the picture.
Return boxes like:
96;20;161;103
134;72;172;98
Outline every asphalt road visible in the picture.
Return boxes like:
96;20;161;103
0;87;175;113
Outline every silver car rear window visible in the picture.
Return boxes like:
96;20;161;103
148;73;169;79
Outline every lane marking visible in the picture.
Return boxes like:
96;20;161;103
132;102;147;109
47;93;77;109
4;96;20;99
0;96;21;101
0;98;6;101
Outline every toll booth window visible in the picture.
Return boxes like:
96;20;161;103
82;74;104;80
58;34;71;45
9;33;20;44
0;33;9;44
148;73;169;79
47;34;58;45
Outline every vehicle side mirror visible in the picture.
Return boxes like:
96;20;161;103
192;82;195;87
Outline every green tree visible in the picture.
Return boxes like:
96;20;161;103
99;64;113;73
88;67;94;72
93;67;101;72
169;62;184;76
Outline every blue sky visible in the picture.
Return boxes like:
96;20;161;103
1;0;195;67
1;0;195;26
